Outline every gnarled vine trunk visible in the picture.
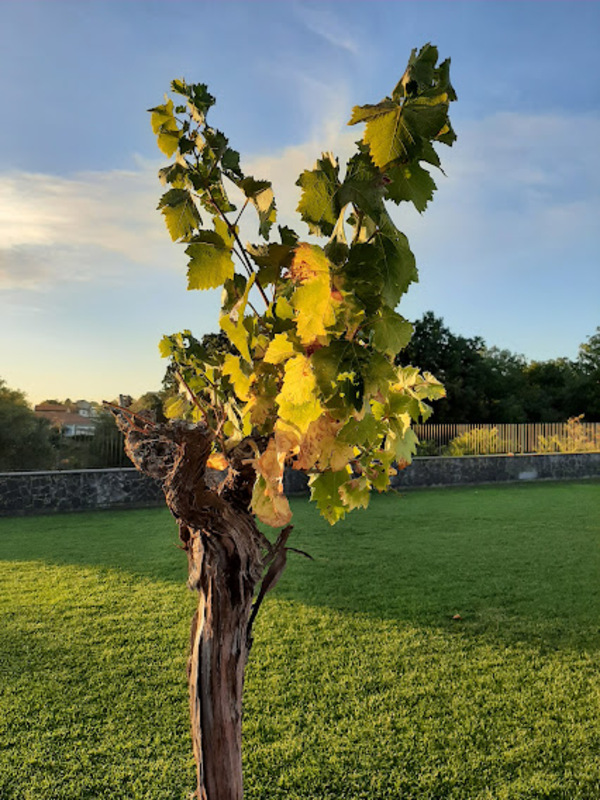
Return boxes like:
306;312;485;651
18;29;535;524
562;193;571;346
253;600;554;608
112;411;283;800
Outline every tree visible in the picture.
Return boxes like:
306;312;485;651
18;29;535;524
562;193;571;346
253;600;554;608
111;44;455;799
0;379;56;471
576;327;600;420
395;312;529;422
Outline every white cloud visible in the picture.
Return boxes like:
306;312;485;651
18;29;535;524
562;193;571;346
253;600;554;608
2;109;598;335
293;2;360;56
0;165;179;290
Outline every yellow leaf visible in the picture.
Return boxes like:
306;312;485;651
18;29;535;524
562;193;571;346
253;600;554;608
276;355;323;433
295;414;355;472
207;453;229;471
275;296;295;320
292;275;338;345
264;333;297;365
279;355;317;405
219;274;255;362
277;397;323;434
222;354;251;401
290;243;331;283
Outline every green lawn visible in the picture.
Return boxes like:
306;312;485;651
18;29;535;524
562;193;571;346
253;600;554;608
0;481;599;799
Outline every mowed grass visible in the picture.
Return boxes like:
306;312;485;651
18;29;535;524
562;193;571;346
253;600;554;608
0;481;599;800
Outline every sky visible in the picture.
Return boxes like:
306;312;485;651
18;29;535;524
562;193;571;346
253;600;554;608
1;0;599;406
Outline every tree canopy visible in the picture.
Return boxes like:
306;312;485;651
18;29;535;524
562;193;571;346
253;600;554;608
397;312;600;423
0;379;56;471
152;44;456;526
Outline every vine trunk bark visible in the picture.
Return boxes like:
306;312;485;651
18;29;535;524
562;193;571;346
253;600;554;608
111;411;279;800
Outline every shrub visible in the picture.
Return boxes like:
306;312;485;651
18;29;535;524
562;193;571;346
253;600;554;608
446;427;503;456
535;415;600;453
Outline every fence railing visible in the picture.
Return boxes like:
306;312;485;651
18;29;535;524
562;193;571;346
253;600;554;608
413;421;600;456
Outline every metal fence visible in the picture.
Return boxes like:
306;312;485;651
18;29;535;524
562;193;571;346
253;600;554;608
413;421;600;456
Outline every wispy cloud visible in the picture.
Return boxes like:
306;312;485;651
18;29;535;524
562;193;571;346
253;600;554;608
0;166;178;290
293;1;360;56
3;109;598;350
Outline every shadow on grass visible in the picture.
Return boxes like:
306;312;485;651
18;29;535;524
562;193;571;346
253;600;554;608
1;481;599;650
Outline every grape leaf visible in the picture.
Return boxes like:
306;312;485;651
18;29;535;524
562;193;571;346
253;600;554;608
338;476;371;511
263;333;297;365
308;469;351;525
296;152;342;237
385;161;437;212
369;309;413;355
276;355;323;433
292;276;338;345
219;275;255;362
157;188;201;242
148;98;180;157
251;474;292;528
222;354;251;401
185;233;234;290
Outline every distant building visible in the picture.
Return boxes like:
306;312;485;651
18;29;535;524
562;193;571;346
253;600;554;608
75;400;98;419
34;402;96;437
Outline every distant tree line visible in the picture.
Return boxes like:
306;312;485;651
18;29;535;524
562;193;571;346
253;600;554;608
396;312;600;423
1;319;598;471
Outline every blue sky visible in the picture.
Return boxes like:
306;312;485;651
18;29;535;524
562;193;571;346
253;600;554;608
1;0;599;405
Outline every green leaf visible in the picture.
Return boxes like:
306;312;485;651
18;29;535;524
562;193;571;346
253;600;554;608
369;310;413;355
392;43;439;99
204;128;229;161
339;476;371;511
311;340;366;413
185;232;234;290
279;226;299;246
221;148;243;180
363;351;398;399
247;242;294;285
170;80;216;120
292;275;338;344
385;161;437;212
348;98;397;126
148;98;180;158
157;188;201;242
308;469;351;524
343;218;417;310
348;45;455;170
158;336;173;358
158;163;188;188
374;219;418;305
338;147;385;223
238;177;272;198
164;394;189;420
361;105;421;168
296;152;342;237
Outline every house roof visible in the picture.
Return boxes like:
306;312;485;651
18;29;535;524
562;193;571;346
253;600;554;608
35;402;67;413
35;409;96;428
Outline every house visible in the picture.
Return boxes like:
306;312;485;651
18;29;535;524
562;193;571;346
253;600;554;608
34;402;96;438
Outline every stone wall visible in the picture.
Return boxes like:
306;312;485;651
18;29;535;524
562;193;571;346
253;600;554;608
390;452;600;489
0;468;164;517
284;452;600;495
1;453;598;516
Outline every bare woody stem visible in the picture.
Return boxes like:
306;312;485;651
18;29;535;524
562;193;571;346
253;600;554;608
206;188;271;308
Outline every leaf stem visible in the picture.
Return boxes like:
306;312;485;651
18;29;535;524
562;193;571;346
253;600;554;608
207;188;271;307
175;370;213;430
